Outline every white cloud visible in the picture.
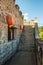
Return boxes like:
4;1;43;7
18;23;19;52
23;13;29;20
24;13;28;16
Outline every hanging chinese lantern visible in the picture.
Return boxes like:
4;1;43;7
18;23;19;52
20;24;23;30
6;14;13;26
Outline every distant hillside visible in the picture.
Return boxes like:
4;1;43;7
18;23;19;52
38;26;43;40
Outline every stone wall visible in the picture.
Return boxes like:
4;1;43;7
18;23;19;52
12;5;24;39
23;18;36;28
0;0;24;42
0;0;8;43
0;22;8;43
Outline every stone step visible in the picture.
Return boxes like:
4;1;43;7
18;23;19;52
19;47;35;52
18;26;35;52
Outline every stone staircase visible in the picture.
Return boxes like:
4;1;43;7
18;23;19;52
19;26;35;51
4;26;36;65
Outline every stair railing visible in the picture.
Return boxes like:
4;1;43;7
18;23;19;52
34;23;43;65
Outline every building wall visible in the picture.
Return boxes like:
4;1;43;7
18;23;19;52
23;19;30;26
24;19;35;28
11;5;24;39
0;22;8;43
29;20;35;28
0;0;24;42
0;0;8;43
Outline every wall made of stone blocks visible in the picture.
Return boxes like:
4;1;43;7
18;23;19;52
12;7;24;40
0;22;8;44
0;0;24;42
0;0;6;23
29;20;35;28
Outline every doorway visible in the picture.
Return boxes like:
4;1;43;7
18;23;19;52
8;26;14;41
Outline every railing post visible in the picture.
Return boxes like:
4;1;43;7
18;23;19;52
40;48;42;65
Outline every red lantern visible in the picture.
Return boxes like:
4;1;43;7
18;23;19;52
6;14;13;26
20;24;23;30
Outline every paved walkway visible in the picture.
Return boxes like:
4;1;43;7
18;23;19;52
4;26;36;65
5;51;36;65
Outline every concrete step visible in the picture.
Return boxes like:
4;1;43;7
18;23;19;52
19;46;35;52
19;26;35;52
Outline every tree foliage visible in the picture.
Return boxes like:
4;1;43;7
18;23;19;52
38;26;43;40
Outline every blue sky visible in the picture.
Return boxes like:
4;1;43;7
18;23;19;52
16;0;43;26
